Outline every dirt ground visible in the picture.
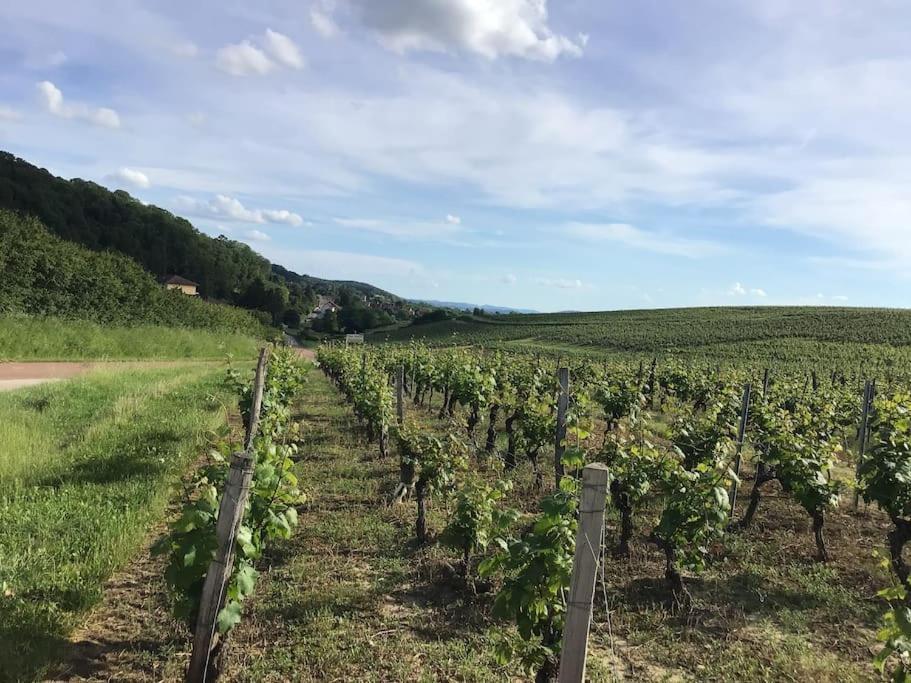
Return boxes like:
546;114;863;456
0;361;94;391
0;360;231;392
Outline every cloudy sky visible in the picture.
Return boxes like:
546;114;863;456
1;0;909;311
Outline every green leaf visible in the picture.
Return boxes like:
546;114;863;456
182;545;197;568
216;599;243;634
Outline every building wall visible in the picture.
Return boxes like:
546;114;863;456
166;283;198;296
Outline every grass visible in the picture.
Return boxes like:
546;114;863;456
0;316;259;360
0;363;240;682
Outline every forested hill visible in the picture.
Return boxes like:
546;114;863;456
270;264;396;301
0;151;399;323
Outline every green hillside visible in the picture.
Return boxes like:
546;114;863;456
374;306;911;369
0;151;402;326
0;209;263;335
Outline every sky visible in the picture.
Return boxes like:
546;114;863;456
1;0;909;312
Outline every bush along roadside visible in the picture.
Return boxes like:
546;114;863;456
153;346;307;677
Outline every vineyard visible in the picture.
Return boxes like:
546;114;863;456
375;306;911;371
309;341;911;681
16;338;911;681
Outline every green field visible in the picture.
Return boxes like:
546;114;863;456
0;316;259;360
374;306;911;370
0;364;239;681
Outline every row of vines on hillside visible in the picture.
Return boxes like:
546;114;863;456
154;346;308;677
318;341;911;680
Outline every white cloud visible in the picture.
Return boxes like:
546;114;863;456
536;277;584;289
445;213;461;225
245;229;271;242
36;81;120;128
334;216;462;239
0;106;21;122
176;194;304;226
564;222;725;258
259;247;424;281
501;274;518;285
172;41;198;58
755;177;911;266
216;30;304;76
727;283;768;298
263;29;305;69
350;0;584;61
311;7;340;37
292;66;739;211
106;167;151;189
215;41;274;76
261;209;304;224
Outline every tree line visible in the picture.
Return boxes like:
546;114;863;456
0;151;400;327
0;210;264;334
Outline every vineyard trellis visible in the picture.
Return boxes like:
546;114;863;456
315;340;911;680
153;345;308;682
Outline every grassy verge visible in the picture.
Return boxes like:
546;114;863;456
0;364;238;682
0;316;259;360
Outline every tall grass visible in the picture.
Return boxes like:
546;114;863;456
0;316;259;360
0;365;238;681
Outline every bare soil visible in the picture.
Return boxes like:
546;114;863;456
0;360;220;391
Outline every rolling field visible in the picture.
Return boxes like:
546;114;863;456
374;306;911;370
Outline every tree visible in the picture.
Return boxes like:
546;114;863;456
239;278;290;325
313;310;339;333
282;309;302;328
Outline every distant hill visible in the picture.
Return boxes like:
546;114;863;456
413;299;538;314
273;264;400;302
0;151;404;325
378;305;911;369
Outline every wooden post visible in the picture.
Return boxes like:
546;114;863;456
647;358;657;407
854;380;874;511
728;383;752;511
395;365;405;425
558;463;609;683
554;367;570;486
186;451;256;683
244;347;270;451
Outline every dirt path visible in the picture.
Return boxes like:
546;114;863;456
294;347;316;361
0;360;224;392
0;361;94;391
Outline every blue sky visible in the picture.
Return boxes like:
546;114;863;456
1;0;909;312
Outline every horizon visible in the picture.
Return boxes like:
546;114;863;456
2;1;910;311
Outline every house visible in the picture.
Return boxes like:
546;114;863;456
307;296;339;320
160;275;199;296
